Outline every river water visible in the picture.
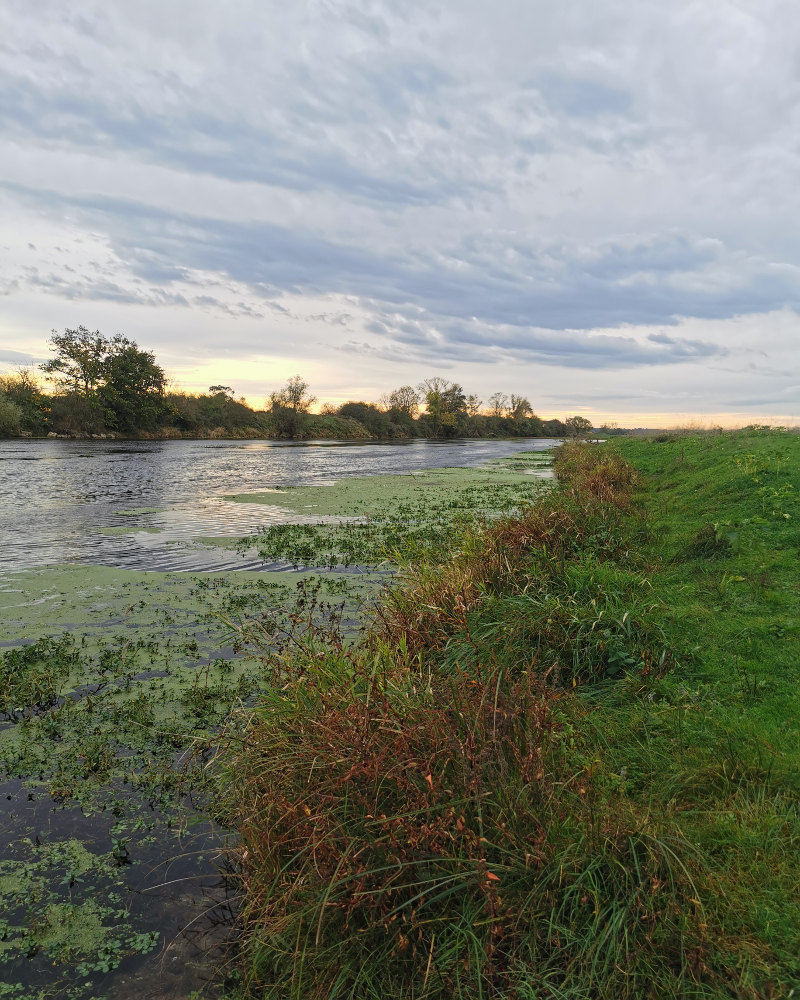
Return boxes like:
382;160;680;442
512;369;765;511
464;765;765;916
0;437;559;573
0;436;557;999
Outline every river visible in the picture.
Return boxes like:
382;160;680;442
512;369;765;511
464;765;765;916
0;437;559;573
0;437;557;1000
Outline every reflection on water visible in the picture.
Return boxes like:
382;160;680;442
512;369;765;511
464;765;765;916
0;438;558;573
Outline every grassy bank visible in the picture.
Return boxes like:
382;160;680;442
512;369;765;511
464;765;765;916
220;429;800;998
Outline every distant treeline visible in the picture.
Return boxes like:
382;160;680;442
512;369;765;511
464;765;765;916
0;327;613;440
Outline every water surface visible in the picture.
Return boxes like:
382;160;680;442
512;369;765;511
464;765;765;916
1;438;558;572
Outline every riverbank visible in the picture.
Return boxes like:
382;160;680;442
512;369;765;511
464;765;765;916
220;428;800;998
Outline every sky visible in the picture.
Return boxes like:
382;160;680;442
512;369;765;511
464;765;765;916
1;0;799;426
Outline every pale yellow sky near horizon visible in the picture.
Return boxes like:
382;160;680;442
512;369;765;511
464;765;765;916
3;353;798;432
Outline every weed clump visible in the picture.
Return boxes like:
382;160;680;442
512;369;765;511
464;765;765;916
222;646;698;998
0;635;81;721
684;523;732;560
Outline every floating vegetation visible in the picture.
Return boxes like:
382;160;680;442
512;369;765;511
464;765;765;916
0;449;552;998
114;508;167;517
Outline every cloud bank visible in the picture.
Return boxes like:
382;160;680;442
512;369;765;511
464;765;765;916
0;0;798;421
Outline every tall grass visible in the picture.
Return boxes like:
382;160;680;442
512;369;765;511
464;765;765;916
215;443;725;998
217;436;800;998
221;648;703;997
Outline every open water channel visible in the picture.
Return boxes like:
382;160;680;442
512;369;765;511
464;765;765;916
0;437;557;573
0;437;557;999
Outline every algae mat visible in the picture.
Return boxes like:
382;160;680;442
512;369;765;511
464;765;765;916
225;456;552;517
0;564;375;999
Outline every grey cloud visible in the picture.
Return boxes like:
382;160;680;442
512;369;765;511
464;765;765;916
192;295;265;319
369;317;724;369
308;312;356;325
0;74;473;209
725;398;798;409
535;72;633;118
0;348;37;364
337;339;457;367
646;331;721;356
727;385;800;407
5;182;800;370
356;59;454;116
24;263;191;308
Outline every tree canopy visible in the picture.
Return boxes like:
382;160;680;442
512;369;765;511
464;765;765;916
40;327;110;396
565;415;594;437
39;326;167;432
418;377;467;437
268;376;317;436
386;385;420;417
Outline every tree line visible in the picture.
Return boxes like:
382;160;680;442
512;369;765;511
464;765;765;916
0;327;599;440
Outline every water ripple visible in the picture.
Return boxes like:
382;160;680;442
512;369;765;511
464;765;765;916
1;438;558;572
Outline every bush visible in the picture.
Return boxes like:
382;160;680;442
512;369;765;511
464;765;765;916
0;393;22;436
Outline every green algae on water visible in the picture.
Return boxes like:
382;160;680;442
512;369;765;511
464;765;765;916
0;447;555;999
224;458;552;518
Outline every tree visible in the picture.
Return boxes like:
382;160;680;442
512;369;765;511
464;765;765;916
418;377;467;437
99;343;167;431
508;394;532;421
270;375;316;414
465;394;482;417
488;392;509;418
0;393;22;436
0;369;50;433
337;401;391;437
40;327;167;433
41;327;109;396
268;375;316;437
565;415;594;438
209;385;234;396
386;385;420;417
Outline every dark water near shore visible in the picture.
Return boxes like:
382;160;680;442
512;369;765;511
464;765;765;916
0;437;558;573
0;776;234;1000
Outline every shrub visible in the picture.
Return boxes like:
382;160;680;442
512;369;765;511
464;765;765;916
0;392;22;436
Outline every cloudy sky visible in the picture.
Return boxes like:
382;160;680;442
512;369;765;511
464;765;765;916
1;0;799;425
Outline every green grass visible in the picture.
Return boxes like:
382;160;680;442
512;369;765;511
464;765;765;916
219;430;800;999
594;430;800;992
